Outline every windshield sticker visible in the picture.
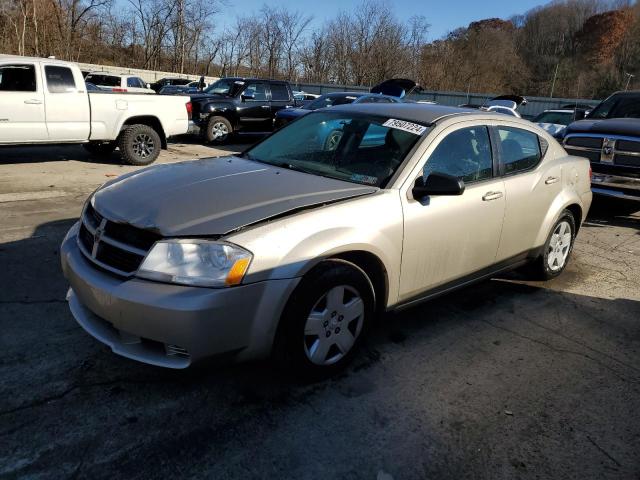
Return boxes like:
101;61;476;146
382;118;427;136
350;174;378;185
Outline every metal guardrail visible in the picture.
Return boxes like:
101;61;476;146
291;81;602;118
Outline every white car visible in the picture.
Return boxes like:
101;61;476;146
0;56;190;165
84;72;154;94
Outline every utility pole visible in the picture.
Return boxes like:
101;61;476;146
624;72;635;91
550;63;559;98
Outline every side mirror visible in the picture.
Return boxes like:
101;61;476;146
412;172;465;200
241;93;255;101
146;83;151;89
574;110;586;121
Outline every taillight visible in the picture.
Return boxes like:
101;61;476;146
186;101;192;120
589;165;592;184
112;87;128;92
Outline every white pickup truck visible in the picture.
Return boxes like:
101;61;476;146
0;56;191;165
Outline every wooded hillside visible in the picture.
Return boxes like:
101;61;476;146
1;0;638;98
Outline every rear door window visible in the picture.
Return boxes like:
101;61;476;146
496;127;542;174
270;83;290;101
127;77;145;88
0;64;37;92
45;66;76;93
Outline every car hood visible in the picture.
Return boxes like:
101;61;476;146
92;157;378;237
537;122;566;138
565;118;640;137
277;108;310;119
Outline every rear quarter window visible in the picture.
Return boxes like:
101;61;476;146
45;66;76;93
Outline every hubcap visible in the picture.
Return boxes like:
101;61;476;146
303;285;364;365
132;133;155;158
211;122;229;140
547;220;572;272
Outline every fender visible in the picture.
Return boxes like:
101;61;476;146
197;101;239;128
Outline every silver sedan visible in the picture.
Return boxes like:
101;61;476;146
61;103;592;378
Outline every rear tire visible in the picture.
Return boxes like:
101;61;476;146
528;210;576;280
83;141;116;157
204;116;232;144
118;124;161;166
275;260;374;380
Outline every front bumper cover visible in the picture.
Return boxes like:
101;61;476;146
60;222;299;368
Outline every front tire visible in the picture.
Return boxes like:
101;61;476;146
118;124;161;166
529;210;576;280
276;261;374;379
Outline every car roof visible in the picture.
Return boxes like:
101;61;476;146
323;102;480;124
0;54;76;66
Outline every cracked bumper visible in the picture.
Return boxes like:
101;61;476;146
60;222;300;368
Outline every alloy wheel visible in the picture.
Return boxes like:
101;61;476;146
211;121;229;140
132;133;155;158
547;220;572;272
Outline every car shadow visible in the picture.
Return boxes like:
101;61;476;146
586;195;640;230
1;214;639;478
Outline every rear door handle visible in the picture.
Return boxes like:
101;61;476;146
482;191;503;201
24;99;42;105
545;176;559;185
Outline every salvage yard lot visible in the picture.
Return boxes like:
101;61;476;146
1;141;639;479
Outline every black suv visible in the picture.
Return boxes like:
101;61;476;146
563;91;640;201
187;77;296;144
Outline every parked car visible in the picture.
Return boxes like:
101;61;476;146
61;103;591;377
480;95;528;117
0;57;191;165
275;91;402;128
187;77;297;144
84;72;154;94
158;78;209;96
275;79;418;128
150;77;191;93
533;108;587;139
293;90;320;101
563;90;640;201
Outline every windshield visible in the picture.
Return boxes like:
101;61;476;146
533;111;573;125
588;93;640;119
204;78;242;96
243;111;428;187
306;94;361;110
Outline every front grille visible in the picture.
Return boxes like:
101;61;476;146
565;147;601;163
617;140;640;153
77;204;161;277
614;154;640;168
565;137;603;149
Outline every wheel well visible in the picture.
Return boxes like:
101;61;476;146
565;204;583;232
329;251;388;314
121;116;167;149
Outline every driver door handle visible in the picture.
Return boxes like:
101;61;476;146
482;191;503;201
24;99;42;105
545;176;559;185
261;105;270;109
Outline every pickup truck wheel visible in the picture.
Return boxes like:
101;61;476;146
528;210;576;280
83;142;116;157
118;124;161;166
275;260;374;380
204;116;232;144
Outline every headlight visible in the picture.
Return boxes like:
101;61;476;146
137;240;252;288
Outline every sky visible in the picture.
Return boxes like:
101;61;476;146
216;0;547;40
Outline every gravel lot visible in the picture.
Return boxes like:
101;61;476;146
1;140;639;480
